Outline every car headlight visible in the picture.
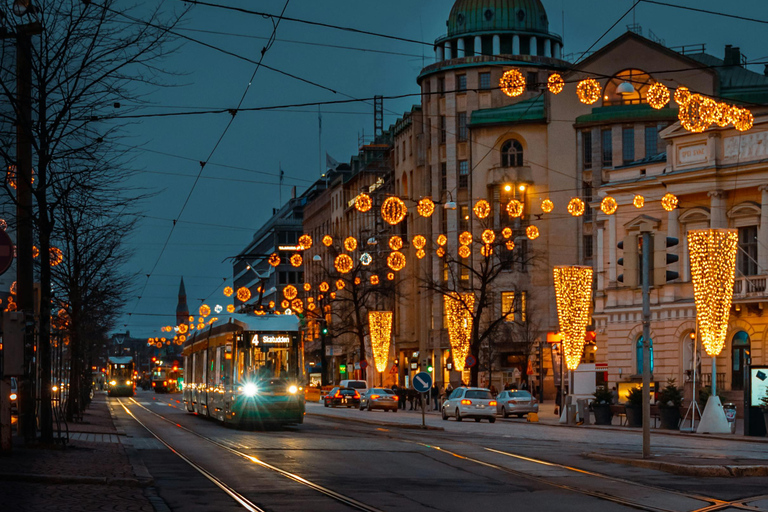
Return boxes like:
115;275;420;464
126;380;132;385
288;385;298;394
243;383;257;397
110;380;117;386
10;393;17;401
51;386;58;392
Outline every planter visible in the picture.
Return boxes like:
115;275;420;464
764;412;768;437
659;406;681;430
625;405;642;427
593;404;613;425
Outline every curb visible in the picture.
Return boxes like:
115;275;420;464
585;453;768;477
0;472;152;487
306;413;445;431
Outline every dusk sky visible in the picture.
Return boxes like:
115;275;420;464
114;0;767;339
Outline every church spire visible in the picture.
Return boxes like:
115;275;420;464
176;277;189;326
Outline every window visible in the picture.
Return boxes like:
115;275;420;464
636;336;654;375
501;292;515;322
738;226;758;276
645;126;659;157
440;163;447;191
583;235;594;260
602;129;612;167
501;139;524;167
622;127;635;163
459;205;469;231
479;72;491;90
516;239;529;272
278;272;287;284
441;208;448;233
458;161;469;189
440;116;446;143
457;74;467;92
438;77;445;96
582;131;592;169
527;71;538;91
460;266;469;281
457;112;468;142
582;180;593;220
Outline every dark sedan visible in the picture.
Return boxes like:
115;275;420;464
323;387;361;408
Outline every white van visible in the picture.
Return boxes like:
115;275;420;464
339;379;367;394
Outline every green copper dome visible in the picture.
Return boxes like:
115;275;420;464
447;0;550;37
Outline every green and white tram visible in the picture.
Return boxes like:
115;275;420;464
182;314;305;427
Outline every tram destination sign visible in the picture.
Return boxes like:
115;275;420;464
251;334;291;345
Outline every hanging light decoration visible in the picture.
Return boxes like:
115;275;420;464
334;254;354;274
732;107;754;132
481;244;493;257
436;247;446;258
281;299;290;309
713;103;732;128
458;245;471;258
370;275;379;285
567;198;585;217
600;196;618;215
354;277;361;285
290;253;303;267
576;78;601;105
436;234;448;247
412;235;427;250
303;283;311;292
237;287;251;302
673;86;691;107
284;285;298;300
223;286;234;297
189;316;194;322
473;200;491;219
547;73;564;94
381;197;407;225
647;82;670;110
197;322;205;330
268;301;276;309
553;266;594;370
416;249;426;259
679;94;716;133
319;282;330;292
389;236;403;251
329;292;337;299
387;251;406;271
688;229;738;357
369;311;393;372
199;304;211;317
32;246;39;258
502;227;513;239
541;199;554;213
500;69;526;97
322;235;333;247
50;247;63;266
268;253;281;267
298;234;313;250
633;195;645;208
344;236;358;252
526;226;540;240
355;193;372;213
291;299;303;313
417;198;435;217
308;303;316;311
481;229;495;244
178;323;189;334
227;304;235;313
444;292;475;372
214;305;223;314
506;240;515;251
360;252;373;266
507;199;524;218
336;279;345;290
661;193;679;212
459;231;473;246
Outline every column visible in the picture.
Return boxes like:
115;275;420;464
708;190;726;228
492;35;501;55
530;36;538;56
512;35;520;55
544;39;552;58
554;42;561;59
456;38;465;58
609;215;617;283
760;186;768;273
436;45;444;62
445;41;452;60
597;225;605;291
474;36;482;56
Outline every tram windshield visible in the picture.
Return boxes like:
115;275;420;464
237;332;296;382
110;364;132;380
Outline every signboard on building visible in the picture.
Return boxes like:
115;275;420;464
750;367;768;407
325;346;343;356
677;143;707;165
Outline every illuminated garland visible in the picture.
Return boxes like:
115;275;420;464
381;197;407;225
679;94;716;133
268;253;281;267
459;231;473;246
319;282;330;292
417;198;435;217
298;234;313;250
303;283;311;291
227;304;235;313
416;249;426;259
674;86;691;106
661;193;678;212
541;199;554;213
502;227;513;239
354;277;361;285
481;229;495;244
334;254;354;273
600;196;618;215
387;251;406;271
389;236;403;250
733;108;754;132
387;272;395;281
577;79;601;104
284;285;298;300
506;240;515;251
223;286;233;297
322;235;333;247
647;82;670;109
199;304;210;317
553;266;594;370
336;279;345;290
178;323;188;334
281;299;289;309
526;226;540;240
412;235;427;250
473;200;491;219
369;311;393;372
633;195;645;208
500;69;525;97
290;254;303;267
688;229;738;357
567;198;585;216
458;245;471;258
436;247;446;258
237;287;251;302
547;73;564;94
355;193;372;212
344;236;358;252
713;103;732;128
436;234;448;246
507;199;524;218
444;293;475;372
370;275;379;285
291;298;303;314
481;244;493;257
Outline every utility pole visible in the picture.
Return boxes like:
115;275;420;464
640;227;652;459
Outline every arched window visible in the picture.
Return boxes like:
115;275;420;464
636;335;654;375
501;139;524;167
604;69;654;106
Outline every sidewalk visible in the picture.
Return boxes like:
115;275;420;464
0;392;156;512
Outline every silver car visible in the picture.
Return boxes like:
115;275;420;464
441;387;497;422
496;389;539;418
359;388;398;412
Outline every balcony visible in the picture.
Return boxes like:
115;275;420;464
488;165;532;186
733;275;768;300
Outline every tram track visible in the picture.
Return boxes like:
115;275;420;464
119;397;384;512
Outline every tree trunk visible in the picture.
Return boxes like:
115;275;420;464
38;218;53;442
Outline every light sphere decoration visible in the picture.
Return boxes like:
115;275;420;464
506;199;524;218
600;196;618;215
541;199;554;213
553;265;594;371
389;236;403;251
412;235;427;250
713;103;732;128
387;272;395;281
354;277;361;285
360;252;373;266
330;292;337;300
369;311;394;372
526;225;540;240
502;227;513;239
500;69;526;97
227;304;235;313
281;299;290;309
319;281;330;292
674;86;691;106
199;304;211;317
567;198;585;217
417;198;435;217
370;274;380;285
344;236;358;252
576;78;601;105
647;82;670;109
473;200;491;219
308;303;316;311
481;229;496;245
633;195;645;208
436;247;446;258
387;251;406;271
436;234;448;247
223;286;233;297
291;298;303;313
215;305;223;314
688;229;739;357
506;240;516;251
322;235;333;247
458;245;471;259
189;316;195;322
355;193;372;213
32;246;39;258
283;285;298;300
459;231;473;246
381;197;407;225
268;253;281;267
416;249;426;259
303;283;311;291
334;254;354;274
547;73;564;95
298;234;313;250
290;253;303;267
444;292;475;373
661;193;679;211
197;322;205;330
679;94;716;133
178;323;188;334
50;247;63;266
732;107;754;132
268;301;276;309
481;244;493;257
236;287;251;302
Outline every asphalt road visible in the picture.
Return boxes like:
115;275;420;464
113;390;768;512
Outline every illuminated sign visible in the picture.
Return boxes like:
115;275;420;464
251;334;291;345
751;368;768;406
278;245;303;251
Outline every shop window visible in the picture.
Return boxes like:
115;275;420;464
501;139;524;167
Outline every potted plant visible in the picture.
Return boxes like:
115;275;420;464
592;386;614;425
658;378;683;430
625;387;643;427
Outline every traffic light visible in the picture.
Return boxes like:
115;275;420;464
617;234;638;287
339;364;346;373
653;235;679;285
427;364;433;373
321;325;329;336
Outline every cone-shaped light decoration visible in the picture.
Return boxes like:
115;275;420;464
553;266;594;371
444;293;475;373
688;229;738;357
369;311;393;372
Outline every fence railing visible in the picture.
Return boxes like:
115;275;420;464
700;372;726;391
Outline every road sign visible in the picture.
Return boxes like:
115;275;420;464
360;360;368;370
465;355;477;368
0;229;13;276
412;372;432;393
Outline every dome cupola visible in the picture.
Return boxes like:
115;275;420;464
448;0;550;38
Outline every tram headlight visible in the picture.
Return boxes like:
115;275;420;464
288;385;298;394
110;380;117;386
126;380;132;385
243;383;258;397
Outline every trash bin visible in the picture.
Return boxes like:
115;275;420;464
576;398;591;425
723;403;737;434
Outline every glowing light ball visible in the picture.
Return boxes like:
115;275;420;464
381;197;407;225
334;254;354;274
473;200;491;219
355;193;372;212
344;237;358;252
389;236;403;251
541;199;554;213
661;193;679;212
600;197;618;215
547;73;564;94
506;200;524;218
236;287;251;302
567;198;585;217
500;69;526;97
647;82;670;109
417;198;435;217
576;78;601;105
526;226;540;240
298;234;313;250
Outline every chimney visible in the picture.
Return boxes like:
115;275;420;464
292;186;296;199
764;64;768;77
724;45;742;67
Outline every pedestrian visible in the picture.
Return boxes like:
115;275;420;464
555;386;562;415
407;388;417;410
489;384;497;397
431;383;440;411
611;386;619;405
397;386;406;409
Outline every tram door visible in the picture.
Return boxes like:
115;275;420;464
732;331;750;390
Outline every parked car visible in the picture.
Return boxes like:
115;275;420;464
360;388;398;412
324;387;361;408
339;380;367;394
496;389;539;418
441;387;497;422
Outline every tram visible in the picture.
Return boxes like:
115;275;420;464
152;365;183;393
182;314;305;427
107;356;135;397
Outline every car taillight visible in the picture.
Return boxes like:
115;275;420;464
163;381;167;386
353;392;360;399
334;392;341;398
489;401;497;406
370;395;380;400
152;382;156;387
461;399;472;405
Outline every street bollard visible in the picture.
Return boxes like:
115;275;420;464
723;403;737;434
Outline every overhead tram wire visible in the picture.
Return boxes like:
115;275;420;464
572;0;641;65
639;0;768;25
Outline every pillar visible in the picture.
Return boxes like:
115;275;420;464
760;186;768;273
544;39;552;58
554;42;561;59
474;36;482;56
512;35;520;55
530;36;537;56
456;38;465;58
436;45;444;62
492;35;500;55
445;41;452;60
708;190;726;228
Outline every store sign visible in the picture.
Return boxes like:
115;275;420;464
278;245;303;251
677;143;707;165
251;334;291;345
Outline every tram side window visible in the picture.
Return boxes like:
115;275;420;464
208;348;217;388
220;346;232;386
194;352;205;387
